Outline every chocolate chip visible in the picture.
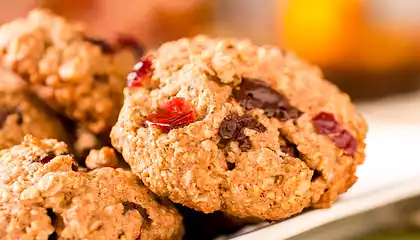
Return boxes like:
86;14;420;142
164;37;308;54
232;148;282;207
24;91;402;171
218;115;266;152
45;208;59;239
226;162;236;171
40;155;55;164
46;208;57;225
84;37;114;54
280;143;299;158
122;202;151;225
117;35;144;59
219;119;238;139
233;78;301;121
38;151;68;165
71;163;79;171
311;170;323;181
48;232;58;240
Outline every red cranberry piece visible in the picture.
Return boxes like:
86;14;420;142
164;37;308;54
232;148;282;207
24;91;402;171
161;97;191;114
312;112;357;156
331;131;357;155
40;155;54;164
312;112;341;134
127;57;153;88
145;98;196;132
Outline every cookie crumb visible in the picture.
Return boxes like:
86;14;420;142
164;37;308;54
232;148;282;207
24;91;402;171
85;147;118;169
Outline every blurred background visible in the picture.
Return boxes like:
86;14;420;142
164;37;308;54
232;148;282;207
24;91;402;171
2;0;420;101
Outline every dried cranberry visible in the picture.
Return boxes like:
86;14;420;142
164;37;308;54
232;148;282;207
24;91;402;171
40;155;54;164
312;112;341;134
233;78;301;121
312;112;357;156
218;115;266;151
331;131;357;155
84;37;114;54
127;57;153;88
46;208;57;225
145;98;196;132
117;35;144;59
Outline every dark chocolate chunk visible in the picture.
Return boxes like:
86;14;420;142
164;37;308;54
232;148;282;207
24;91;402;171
218;115;266;151
233;78;301;121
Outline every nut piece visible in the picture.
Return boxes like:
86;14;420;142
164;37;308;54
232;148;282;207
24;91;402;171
85;147;118;169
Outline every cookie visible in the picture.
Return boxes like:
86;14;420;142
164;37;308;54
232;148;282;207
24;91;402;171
0;9;139;134
0;135;184;240
0;70;68;150
111;36;367;220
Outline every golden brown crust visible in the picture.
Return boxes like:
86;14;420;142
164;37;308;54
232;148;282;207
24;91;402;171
0;70;69;150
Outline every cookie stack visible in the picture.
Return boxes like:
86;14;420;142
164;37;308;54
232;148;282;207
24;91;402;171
0;9;367;240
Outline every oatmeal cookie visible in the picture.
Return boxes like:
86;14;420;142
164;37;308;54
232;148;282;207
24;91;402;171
0;70;68;150
0;135;183;240
111;36;367;220
0;9;139;134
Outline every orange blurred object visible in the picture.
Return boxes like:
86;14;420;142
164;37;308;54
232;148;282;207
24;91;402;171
279;0;420;99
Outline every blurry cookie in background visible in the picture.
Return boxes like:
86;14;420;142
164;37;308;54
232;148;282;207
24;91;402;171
0;69;68;150
0;9;138;135
40;0;212;48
